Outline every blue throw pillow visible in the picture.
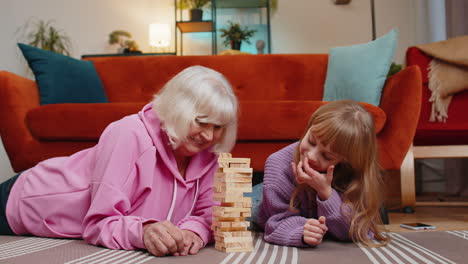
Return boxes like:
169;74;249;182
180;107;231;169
18;43;108;105
323;29;398;106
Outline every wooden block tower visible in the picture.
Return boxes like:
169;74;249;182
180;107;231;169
212;153;254;252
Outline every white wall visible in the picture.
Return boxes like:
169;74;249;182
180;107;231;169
0;0;428;182
0;0;175;182
0;0;175;76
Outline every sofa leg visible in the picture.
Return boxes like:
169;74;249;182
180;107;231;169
380;206;389;224
400;145;416;212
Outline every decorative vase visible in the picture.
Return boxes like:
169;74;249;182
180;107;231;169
256;40;265;54
230;40;241;50
190;9;203;21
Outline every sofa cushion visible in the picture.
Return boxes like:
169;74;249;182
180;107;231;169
26;101;386;141
237;101;386;140
26;103;144;141
18;43;108;105
87;54;329;102
323;29;398;106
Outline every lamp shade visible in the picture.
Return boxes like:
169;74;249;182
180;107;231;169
149;23;171;47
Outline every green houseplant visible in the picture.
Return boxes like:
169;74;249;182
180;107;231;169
18;19;71;55
219;21;257;50
177;0;211;21
108;30;141;54
387;62;403;77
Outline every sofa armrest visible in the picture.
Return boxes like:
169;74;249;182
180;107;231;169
378;66;422;170
0;71;40;172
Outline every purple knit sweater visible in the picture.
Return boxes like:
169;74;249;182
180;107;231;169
257;142;352;247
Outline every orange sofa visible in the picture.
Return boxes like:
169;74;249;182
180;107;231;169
0;54;422;174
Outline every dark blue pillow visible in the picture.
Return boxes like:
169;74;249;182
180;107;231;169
18;43;108;105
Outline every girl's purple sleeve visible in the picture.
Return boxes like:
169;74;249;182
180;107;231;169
316;189;352;241
260;184;309;247
258;147;309;247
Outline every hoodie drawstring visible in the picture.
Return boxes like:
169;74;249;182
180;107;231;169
185;179;199;218
166;178;200;221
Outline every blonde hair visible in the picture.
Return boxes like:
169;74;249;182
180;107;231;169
153;66;238;153
290;100;388;247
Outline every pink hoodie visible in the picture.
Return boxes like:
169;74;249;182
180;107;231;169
6;103;219;250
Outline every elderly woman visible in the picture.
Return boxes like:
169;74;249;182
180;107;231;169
0;66;238;257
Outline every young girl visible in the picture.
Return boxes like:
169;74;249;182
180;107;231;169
257;100;388;247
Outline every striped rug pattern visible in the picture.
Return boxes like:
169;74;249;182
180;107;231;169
0;231;466;264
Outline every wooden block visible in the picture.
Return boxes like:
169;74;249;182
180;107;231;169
217;157;250;163
221;202;252;208
221;167;253;174
211;225;248;232
215;236;253;243
213;185;252;193
212;206;251;214
215;173;252;183
221;197;252;208
213;193;244;203
212;188;247;196
212;206;251;217
213;216;246;222
214;231;252;238
215;178;252;185
217;158;250;164
213;197;232;203
213;211;241;217
214;181;252;189
229;163;249;168
216;241;253;249
215;172;252;178
213;189;245;195
212;220;250;228
215;243;253;252
219;153;232;158
218;162;230;168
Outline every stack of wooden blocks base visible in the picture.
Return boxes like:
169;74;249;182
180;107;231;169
212;153;254;253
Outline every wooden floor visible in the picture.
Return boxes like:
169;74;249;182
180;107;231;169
384;204;468;233
380;169;468;232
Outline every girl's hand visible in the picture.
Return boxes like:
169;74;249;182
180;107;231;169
291;159;334;200
173;230;203;256
303;216;328;246
143;221;184;257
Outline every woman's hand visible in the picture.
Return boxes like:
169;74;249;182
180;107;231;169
303;216;328;246
173;230;204;256
143;221;184;257
291;158;334;200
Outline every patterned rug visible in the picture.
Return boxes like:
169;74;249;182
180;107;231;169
0;231;467;264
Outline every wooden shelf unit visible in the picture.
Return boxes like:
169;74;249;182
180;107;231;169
176;21;214;33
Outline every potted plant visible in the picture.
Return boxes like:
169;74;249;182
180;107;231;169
177;0;211;21
219;21;257;51
108;30;141;54
387;62;402;77
18;19;71;55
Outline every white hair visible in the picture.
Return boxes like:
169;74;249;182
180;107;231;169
152;65;238;153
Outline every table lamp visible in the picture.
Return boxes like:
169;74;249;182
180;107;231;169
149;23;171;52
